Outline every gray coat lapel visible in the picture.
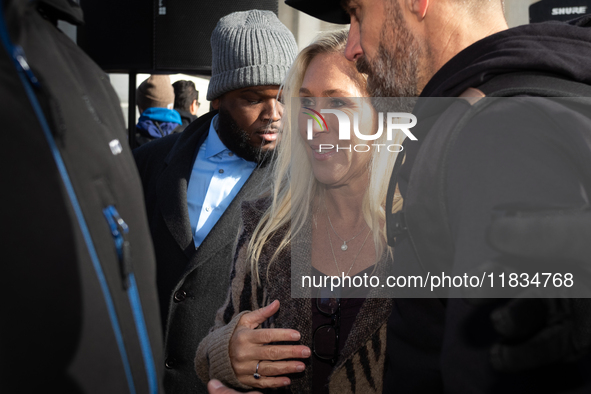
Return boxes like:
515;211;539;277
156;111;215;259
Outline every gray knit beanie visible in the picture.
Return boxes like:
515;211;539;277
207;10;298;100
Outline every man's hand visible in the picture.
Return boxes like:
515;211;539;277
208;379;261;394
465;205;591;371
229;300;310;388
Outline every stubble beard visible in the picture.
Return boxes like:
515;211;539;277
355;0;421;107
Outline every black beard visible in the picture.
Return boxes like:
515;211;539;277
216;107;272;166
355;0;420;113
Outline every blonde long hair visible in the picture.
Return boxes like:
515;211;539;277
247;29;403;282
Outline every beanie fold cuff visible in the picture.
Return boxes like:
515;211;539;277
206;64;289;100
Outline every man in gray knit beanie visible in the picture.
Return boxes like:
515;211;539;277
208;9;298;163
133;9;297;394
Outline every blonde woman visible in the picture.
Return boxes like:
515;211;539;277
196;30;404;393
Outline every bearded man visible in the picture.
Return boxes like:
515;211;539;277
133;10;297;394
287;0;591;393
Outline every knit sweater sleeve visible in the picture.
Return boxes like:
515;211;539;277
195;310;250;390
195;219;261;390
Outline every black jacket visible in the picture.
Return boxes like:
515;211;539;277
385;17;591;393
0;0;163;393
133;111;270;394
175;109;198;133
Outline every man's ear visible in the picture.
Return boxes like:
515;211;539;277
190;99;199;115
407;0;429;20
211;98;220;110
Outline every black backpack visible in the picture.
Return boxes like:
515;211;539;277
386;72;591;276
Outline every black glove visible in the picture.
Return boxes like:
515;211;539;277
465;205;591;372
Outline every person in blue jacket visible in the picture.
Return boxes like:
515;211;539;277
136;74;182;146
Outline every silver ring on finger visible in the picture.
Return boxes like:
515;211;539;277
253;360;262;380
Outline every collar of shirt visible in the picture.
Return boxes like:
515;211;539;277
204;114;231;159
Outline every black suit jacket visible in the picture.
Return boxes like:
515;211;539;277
134;111;270;393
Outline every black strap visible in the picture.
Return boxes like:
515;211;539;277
386;148;407;247
154;121;166;138
481;72;591;98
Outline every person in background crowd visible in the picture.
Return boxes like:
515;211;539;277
1;0;163;392
286;0;591;393
136;74;182;146
196;29;402;393
173;79;200;132
133;10;297;394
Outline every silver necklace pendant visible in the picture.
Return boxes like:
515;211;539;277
341;242;348;251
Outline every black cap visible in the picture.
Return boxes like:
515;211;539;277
285;0;350;24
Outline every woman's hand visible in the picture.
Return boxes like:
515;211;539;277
229;300;310;389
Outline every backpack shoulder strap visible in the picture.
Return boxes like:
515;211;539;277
388;72;591;275
480;72;591;98
153;121;166;138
